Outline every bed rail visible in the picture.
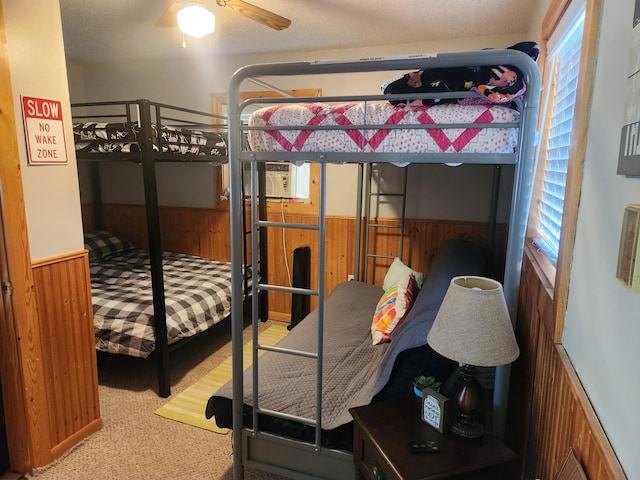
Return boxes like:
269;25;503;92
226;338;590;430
71;99;228;164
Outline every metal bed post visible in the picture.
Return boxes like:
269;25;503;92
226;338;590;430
363;164;373;283
487;164;502;277
89;162;103;230
257;162;269;321
492;59;541;438
136;99;171;398
228;79;247;480
354;163;364;281
315;162;327;448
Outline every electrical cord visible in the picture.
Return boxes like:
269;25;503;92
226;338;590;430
281;194;292;288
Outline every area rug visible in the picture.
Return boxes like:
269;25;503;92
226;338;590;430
154;324;289;433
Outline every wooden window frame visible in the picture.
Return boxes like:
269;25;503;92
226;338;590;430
527;0;601;342
211;89;322;216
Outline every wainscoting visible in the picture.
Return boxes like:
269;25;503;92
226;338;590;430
31;252;101;461
507;246;626;479
84;203;506;320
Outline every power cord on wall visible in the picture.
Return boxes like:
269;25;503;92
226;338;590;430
281;197;293;288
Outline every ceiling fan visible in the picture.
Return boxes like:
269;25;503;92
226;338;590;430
156;0;291;32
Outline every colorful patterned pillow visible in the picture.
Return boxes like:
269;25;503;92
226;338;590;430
371;273;418;345
84;230;135;261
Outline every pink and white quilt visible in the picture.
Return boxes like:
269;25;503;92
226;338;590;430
247;101;519;155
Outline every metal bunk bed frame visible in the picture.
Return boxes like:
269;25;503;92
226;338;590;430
72;98;261;398
227;50;541;479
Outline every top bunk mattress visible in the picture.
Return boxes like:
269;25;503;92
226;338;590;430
247;101;520;155
73;121;228;159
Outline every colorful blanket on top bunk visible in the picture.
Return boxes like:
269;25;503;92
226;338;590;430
247;41;538;156
73;121;228;158
248;102;520;154
381;41;539;107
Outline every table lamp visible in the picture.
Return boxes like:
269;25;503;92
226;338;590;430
427;276;519;439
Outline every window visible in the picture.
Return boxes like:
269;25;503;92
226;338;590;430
527;0;599;340
530;3;585;267
211;89;321;214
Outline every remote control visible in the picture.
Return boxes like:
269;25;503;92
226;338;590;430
407;440;439;453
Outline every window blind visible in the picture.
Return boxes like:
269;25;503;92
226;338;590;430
534;8;585;265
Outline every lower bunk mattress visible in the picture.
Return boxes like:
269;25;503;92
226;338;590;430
85;231;236;358
206;238;487;451
247;101;520;154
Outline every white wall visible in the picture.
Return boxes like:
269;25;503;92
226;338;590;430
70;33;527;221
3;0;83;261
563;1;640;478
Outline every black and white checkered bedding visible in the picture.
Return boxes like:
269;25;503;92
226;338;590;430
73;121;228;160
90;248;237;358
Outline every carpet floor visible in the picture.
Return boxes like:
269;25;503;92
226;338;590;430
26;318;289;480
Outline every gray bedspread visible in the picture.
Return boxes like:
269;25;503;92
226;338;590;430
212;239;486;430
214;280;386;429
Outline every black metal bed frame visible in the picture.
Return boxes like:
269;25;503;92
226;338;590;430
72;98;266;397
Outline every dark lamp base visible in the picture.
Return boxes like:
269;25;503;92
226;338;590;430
451;364;484;439
451;414;484;439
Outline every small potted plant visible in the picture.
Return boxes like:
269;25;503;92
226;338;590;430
413;375;442;398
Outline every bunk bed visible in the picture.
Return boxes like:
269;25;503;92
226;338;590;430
216;48;540;479
72;99;264;397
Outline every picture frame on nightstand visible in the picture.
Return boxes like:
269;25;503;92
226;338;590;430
420;388;449;433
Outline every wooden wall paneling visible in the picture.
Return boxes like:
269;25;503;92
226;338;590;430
94;204;505;321
31;253;101;459
558;345;626;480
264;211;321;321
511;250;626;480
325;216;358;287
160;206;232;261
506;252;542;478
98;205;232;261
101;204;148;249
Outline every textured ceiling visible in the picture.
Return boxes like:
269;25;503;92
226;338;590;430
59;0;540;63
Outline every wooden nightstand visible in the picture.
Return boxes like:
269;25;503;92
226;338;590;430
349;398;516;480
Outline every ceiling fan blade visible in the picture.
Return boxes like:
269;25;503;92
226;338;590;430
155;1;181;28
218;0;291;31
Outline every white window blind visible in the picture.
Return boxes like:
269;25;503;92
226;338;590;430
533;7;585;265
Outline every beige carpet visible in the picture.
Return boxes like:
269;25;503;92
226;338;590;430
26;319;289;480
154;324;289;433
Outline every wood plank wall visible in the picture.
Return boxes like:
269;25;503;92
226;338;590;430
507;246;626;479
83;204;505;320
31;252;102;459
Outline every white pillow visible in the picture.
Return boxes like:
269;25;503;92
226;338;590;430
383;257;424;291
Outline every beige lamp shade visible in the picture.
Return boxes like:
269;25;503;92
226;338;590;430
427;276;519;367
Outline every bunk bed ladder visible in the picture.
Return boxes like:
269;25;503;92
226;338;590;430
246;160;330;473
361;163;409;284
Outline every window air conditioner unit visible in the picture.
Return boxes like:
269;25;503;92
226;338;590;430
243;162;296;198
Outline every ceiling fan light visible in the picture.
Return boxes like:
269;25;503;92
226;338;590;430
177;3;215;38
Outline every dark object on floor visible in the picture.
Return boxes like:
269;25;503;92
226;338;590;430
289;246;311;330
